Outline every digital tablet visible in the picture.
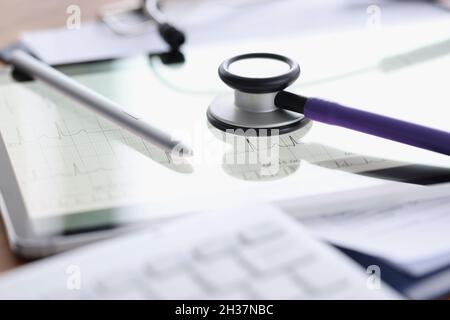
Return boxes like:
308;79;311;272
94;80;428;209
1;31;449;258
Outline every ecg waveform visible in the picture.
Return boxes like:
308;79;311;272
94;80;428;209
220;126;400;181
0;83;188;215
0;82;403;216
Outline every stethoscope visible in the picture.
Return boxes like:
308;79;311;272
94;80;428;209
207;53;450;156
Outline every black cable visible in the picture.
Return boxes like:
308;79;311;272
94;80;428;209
144;0;186;50
274;91;307;114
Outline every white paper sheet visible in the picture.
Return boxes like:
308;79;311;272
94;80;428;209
0;204;399;299
281;183;450;276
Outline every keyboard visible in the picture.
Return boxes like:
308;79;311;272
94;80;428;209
0;205;399;299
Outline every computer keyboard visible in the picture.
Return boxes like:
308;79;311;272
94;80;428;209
0;205;399;299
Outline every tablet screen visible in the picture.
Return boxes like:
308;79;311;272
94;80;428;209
0;25;449;230
0;61;383;220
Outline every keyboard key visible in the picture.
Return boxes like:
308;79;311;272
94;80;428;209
208;289;253;300
239;221;285;244
194;256;249;289
294;259;349;293
145;252;187;275
147;270;206;299
251;273;307;299
239;237;313;273
42;289;85;300
193;236;238;259
93;271;153;299
100;288;149;300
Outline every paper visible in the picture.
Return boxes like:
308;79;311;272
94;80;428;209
281;183;450;276
0;204;399;299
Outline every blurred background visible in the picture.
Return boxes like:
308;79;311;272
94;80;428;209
1;0;449;50
0;0;114;46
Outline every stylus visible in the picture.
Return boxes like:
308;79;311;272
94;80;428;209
8;50;193;156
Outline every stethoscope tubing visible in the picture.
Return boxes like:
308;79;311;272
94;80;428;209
275;91;450;155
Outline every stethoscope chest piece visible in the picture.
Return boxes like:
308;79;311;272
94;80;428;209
208;53;450;155
207;53;310;135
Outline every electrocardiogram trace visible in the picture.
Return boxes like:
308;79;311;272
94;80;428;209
0;83;196;215
0;78;407;216
216;123;404;181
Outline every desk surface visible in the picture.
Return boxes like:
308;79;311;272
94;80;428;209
0;0;115;273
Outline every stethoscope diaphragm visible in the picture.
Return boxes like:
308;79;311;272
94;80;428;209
207;53;310;135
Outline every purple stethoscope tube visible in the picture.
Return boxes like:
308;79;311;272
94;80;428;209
275;91;450;156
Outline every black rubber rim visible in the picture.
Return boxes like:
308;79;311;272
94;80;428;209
207;109;311;136
218;53;300;93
